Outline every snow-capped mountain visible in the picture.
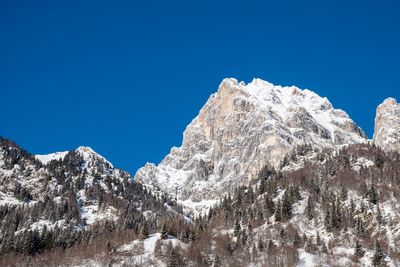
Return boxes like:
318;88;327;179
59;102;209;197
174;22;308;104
0;144;116;207
136;78;367;210
35;146;113;168
373;97;400;152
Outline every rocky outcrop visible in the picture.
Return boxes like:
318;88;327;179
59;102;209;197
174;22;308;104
373;97;400;152
135;78;367;207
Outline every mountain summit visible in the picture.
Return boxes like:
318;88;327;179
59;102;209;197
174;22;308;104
136;78;367;209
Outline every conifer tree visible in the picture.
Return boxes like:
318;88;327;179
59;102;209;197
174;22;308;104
161;223;169;239
234;219;241;237
241;230;248;245
275;200;282;222
376;205;382;225
371;240;385;266
368;185;379;205
213;254;221;267
265;195;275;215
257;238;264;252
293;230;301;248
140;222;149;239
354;239;365;258
167;248;179;267
340;182;348;201
282;191;292;220
316;231;321;247
306;196;314;220
355;217;364;236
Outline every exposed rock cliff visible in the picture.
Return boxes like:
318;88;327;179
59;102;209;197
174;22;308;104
136;78;367;207
373;97;400;152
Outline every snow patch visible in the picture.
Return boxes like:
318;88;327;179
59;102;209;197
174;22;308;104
81;205;118;225
296;249;318;267
35;151;68;164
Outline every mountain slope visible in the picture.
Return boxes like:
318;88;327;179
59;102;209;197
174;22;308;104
0;137;185;261
184;143;400;267
136;78;367;211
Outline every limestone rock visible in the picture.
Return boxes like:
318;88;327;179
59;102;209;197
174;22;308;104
373;97;400;152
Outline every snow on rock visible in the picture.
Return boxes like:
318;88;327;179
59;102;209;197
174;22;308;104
35;151;68;164
80;205;118;225
178;198;219;217
116;233;187;267
373;97;400;152
118;233;161;253
296;249;319;267
0;192;23;206
75;146;113;169
136;77;367;212
351;157;375;172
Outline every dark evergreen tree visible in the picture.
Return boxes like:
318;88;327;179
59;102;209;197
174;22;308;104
241;230;248;245
368;185;379;205
293;230;301;248
371;240;385;266
213;254;221;267
340;182;348;201
275;200;282;222
354;239;365;258
355;217;364;236
265;195;275;215
282;191;292;220
259;179;266;195
161;223;169;239
140;222;149;239
376;205;382;225
257;238;264;252
306;196;314;220
233;219;241;237
316;231;321;247
167;248;181;267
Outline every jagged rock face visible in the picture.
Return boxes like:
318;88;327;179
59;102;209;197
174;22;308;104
135;78;367;204
373;97;400;151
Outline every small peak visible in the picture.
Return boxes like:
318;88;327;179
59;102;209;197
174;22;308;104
377;97;398;112
382;97;398;106
248;78;274;88
220;77;239;87
75;146;113;167
75;146;96;154
217;78;243;95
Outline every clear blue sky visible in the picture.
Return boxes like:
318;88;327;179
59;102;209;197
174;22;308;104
1;1;399;174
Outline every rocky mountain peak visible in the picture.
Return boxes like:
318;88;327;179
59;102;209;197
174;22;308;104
373;97;400;151
75;146;113;168
136;78;367;212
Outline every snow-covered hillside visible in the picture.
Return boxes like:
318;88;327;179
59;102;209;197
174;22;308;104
0;137;184;261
